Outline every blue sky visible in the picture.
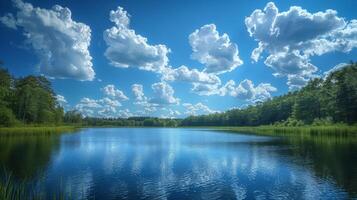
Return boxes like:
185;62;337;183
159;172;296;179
0;0;356;118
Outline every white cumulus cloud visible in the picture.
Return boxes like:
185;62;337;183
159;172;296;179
102;84;129;101
183;102;217;116
75;97;123;117
192;79;277;102
150;82;180;105
245;2;357;89
162;65;221;85
221;79;277;102
104;6;170;73
131;84;147;102
1;0;95;81
55;94;67;107
189;24;243;74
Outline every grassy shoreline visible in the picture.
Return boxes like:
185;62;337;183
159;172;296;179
0;126;78;136
0;125;356;137
209;125;357;137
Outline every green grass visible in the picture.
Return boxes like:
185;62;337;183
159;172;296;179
0;126;78;136
1;124;356;137
211;125;357;137
0;172;66;200
0;174;30;200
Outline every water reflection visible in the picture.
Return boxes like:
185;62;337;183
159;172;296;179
283;135;357;197
0;135;60;179
0;128;356;199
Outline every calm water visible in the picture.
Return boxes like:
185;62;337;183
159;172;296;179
0;128;356;199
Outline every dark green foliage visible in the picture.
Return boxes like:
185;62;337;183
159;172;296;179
13;76;57;123
0;65;64;126
0;105;17;127
0;67;17;127
64;110;82;124
82;116;181;127
181;63;357;126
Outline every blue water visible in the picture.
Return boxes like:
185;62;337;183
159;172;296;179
1;128;356;199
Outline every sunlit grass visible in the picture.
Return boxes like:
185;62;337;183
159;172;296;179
213;125;357;137
0;126;77;136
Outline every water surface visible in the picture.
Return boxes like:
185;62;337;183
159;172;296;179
0;128;356;199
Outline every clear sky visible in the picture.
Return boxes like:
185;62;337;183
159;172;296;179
0;0;356;118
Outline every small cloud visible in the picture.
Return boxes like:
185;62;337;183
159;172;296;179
55;94;67;107
149;82;180;105
183;102;217;116
162;65;221;85
102;84;129;101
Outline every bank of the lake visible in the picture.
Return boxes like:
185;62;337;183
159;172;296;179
0;126;78;136
1;124;356;138
212;125;357;137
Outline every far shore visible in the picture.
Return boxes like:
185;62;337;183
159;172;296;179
0;125;356;137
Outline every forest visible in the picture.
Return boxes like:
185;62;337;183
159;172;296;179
0;66;63;127
0;62;356;128
181;62;357;127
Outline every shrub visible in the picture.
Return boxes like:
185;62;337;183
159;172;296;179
312;117;334;126
277;117;305;127
0;105;17;127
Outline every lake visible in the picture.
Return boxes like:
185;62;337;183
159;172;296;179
0;128;356;199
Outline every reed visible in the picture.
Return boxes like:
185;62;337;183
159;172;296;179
0;126;78;136
0;172;66;200
214;125;357;137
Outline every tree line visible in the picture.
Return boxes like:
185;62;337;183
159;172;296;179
181;62;357;126
1;62;356;127
0;66;64;126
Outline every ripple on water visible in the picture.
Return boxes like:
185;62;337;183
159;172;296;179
1;128;355;199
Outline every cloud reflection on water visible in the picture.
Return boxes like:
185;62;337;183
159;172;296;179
41;128;350;199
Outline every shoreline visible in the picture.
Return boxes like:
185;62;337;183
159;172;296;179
211;125;357;137
0;125;356;137
0;126;78;136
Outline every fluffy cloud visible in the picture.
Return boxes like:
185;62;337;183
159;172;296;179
102;84;129;101
132;83;181;116
149;82;180;105
189;24;243;74
99;97;122;107
0;13;17;29
191;83;221;96
75;98;101;116
55;94;67;107
98;107;132;118
131;84;147;102
98;106;117;118
131;84;154;113
159;108;181;118
104;6;170;73
162;65;221;85
117;109;133;118
75;97;123;117
1;0;95;80
192;79;276;102
183;102;217;116
245;2;357;89
221;79;277;102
